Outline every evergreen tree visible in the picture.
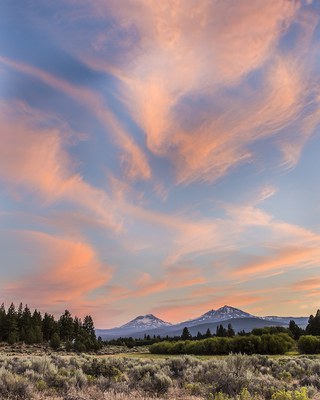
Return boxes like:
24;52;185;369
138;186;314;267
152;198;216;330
216;324;227;337
306;310;320;336
6;303;18;344
289;320;303;340
32;309;43;343
73;316;82;337
227;323;235;337
205;328;212;338
17;302;23;338
42;313;57;341
0;302;99;351
21;305;32;343
59;310;74;341
181;327;192;340
83;315;95;339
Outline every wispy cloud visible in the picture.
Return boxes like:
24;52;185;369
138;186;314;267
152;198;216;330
0;101;121;231
0;56;151;181
2;230;112;315
1;0;320;325
66;0;319;184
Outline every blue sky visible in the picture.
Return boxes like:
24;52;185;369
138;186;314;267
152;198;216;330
1;0;320;327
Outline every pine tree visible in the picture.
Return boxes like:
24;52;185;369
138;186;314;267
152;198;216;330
205;328;212;338
83;315;95;339
73;316;82;337
59;310;74;341
227;323;235;337
21;305;32;343
42;313;57;341
289;320;303;340
6;303;18;344
216;324;227;337
181;327;191;340
306;310;320;336
32;310;43;343
17;302;23;338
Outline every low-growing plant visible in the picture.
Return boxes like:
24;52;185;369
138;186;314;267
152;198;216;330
271;387;309;400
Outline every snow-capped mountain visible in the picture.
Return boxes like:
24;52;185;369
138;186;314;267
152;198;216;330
120;314;171;330
96;305;309;339
180;305;254;327
211;305;254;321
181;309;216;327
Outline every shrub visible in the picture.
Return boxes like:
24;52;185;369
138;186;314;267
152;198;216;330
36;379;47;391
0;368;32;399
298;336;320;354
82;358;124;379
271;387;309;400
141;371;172;396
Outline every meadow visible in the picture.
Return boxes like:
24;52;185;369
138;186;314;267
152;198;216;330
0;349;320;400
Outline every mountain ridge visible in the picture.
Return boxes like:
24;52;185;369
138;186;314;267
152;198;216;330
96;305;309;339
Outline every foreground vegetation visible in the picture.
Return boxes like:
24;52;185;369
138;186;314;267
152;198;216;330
0;353;320;399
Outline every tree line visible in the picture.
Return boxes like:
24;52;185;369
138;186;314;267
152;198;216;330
149;309;320;355
0;302;100;351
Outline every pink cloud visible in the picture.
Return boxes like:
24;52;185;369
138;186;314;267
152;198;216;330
151;293;263;323
292;278;320;292
0;56;151;182
0;102;120;231
234;246;320;278
97;1;316;184
117;265;206;299
2;230;112;317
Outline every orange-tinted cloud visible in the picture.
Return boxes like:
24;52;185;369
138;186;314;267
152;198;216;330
24;1;318;185
84;0;319;184
292;278;320;292
133;266;206;297
152;293;263;323
0;102;120;231
234;246;320;278
0;56;151;181
2;230;112;316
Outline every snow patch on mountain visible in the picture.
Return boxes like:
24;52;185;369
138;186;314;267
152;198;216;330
120;314;171;330
180;305;254;327
212;305;254;320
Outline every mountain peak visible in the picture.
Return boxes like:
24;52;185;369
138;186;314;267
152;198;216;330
213;305;254;319
120;314;171;330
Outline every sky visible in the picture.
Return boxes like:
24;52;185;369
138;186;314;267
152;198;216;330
1;0;320;328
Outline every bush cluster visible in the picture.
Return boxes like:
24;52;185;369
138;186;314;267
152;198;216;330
298;336;320;354
150;333;295;355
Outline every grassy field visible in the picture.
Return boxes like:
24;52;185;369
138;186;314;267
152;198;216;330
1;348;320;399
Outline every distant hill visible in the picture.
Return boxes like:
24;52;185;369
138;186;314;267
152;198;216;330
96;305;309;340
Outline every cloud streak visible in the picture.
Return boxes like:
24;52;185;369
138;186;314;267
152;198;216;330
2;230;112;316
